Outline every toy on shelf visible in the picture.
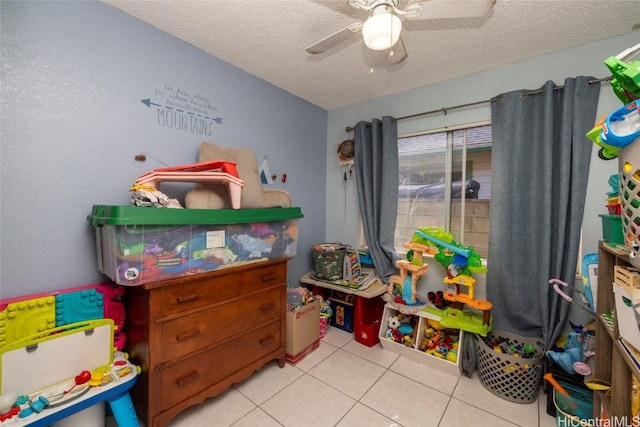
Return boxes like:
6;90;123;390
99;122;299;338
418;327;459;363
413;227;493;336
588;42;640;160
134;160;244;209
384;314;418;346
587;114;620;160
387;241;430;306
600;100;640;150
385;315;404;343
604;42;640;104
412;227;486;277
590;42;640;268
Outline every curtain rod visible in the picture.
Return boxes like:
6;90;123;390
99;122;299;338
345;76;612;132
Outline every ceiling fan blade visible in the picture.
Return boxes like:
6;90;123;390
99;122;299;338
387;37;407;65
306;22;363;54
407;0;495;20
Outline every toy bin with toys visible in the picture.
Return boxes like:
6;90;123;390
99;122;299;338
87;205;302;286
475;330;545;404
378;303;462;377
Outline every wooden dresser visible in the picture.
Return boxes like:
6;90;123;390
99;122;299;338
125;258;288;427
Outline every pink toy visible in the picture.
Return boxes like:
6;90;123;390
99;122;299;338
134;160;244;209
549;278;594;318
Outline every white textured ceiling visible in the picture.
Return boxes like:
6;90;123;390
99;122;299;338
104;0;640;111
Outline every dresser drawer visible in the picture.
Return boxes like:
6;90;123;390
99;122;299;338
158;320;281;410
160;262;286;316
158;287;283;362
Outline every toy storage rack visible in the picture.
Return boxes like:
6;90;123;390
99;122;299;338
378;303;461;377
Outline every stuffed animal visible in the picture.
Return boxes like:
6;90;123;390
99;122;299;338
386;316;404;343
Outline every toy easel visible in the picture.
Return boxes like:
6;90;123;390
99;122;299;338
0;320;139;426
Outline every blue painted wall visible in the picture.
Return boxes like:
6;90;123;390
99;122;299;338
0;1;327;297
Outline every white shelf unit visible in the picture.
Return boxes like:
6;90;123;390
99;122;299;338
378;303;462;377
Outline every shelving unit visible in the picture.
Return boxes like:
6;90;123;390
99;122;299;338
378;303;462;377
594;241;640;421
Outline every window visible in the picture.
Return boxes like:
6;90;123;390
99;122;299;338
396;123;492;258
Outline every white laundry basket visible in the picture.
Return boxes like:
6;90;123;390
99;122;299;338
619;141;640;268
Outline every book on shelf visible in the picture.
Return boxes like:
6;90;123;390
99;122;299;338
342;249;362;282
619;337;640;372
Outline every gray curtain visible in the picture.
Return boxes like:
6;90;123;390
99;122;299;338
354;116;401;282
487;77;600;349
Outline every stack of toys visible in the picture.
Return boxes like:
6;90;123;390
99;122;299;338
588;42;640;268
384;313;461;363
418;326;460;363
606;174;622;215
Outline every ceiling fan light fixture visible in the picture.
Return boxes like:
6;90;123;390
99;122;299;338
362;7;401;51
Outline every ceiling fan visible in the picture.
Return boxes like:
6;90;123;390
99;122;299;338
306;0;496;65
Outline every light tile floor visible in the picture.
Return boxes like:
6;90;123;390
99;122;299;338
110;326;559;427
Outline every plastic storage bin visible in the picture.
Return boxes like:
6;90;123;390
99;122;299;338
544;356;590;417
88;205;303;286
553;381;593;426
475;330;545;404
599;214;624;244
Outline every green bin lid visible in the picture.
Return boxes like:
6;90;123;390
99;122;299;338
87;205;303;226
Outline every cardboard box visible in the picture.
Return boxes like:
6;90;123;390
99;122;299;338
286;299;320;364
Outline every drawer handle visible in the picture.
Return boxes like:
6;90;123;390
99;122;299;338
259;335;275;347
175;370;199;388
260;273;276;282
259;302;276;313
176;329;201;342
176;293;201;303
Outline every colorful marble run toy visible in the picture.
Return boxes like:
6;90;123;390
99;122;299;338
413;227;493;336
